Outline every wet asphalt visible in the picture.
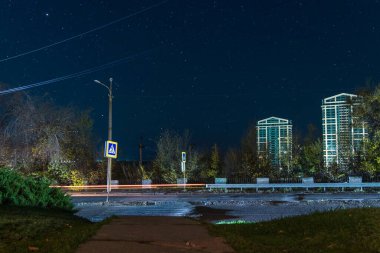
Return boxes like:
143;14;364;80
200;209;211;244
72;192;380;223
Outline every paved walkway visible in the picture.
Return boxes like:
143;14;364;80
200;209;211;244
76;216;235;253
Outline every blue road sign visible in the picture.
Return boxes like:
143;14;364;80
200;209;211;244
105;140;118;158
182;152;186;162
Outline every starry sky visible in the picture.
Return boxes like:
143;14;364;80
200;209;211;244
1;0;380;160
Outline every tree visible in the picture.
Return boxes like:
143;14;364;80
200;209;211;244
256;155;273;178
186;149;201;181
153;130;180;183
223;148;241;178
0;91;96;184
153;130;198;183
240;123;257;178
198;151;211;180
354;85;380;177
0;92;41;170
356;86;380;132
299;139;324;177
200;144;221;179
289;131;303;176
60;109;96;176
360;134;380;177
209;144;221;177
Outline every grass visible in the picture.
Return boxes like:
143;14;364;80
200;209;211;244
0;205;105;253
210;208;380;253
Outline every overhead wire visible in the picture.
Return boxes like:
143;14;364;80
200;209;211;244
0;0;168;63
0;49;153;95
0;0;169;94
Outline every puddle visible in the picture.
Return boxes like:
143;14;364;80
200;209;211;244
295;194;305;201
190;206;238;222
269;200;289;206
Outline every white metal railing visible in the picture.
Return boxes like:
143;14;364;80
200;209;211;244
205;182;380;191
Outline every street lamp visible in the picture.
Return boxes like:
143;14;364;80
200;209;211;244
94;78;113;202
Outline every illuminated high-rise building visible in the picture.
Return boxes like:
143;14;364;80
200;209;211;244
257;117;292;168
321;93;367;168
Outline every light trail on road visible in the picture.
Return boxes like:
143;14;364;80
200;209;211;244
52;183;206;191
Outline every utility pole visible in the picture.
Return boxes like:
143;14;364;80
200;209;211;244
94;77;113;203
139;136;144;167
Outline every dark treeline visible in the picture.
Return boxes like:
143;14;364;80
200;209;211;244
121;85;380;184
2;84;380;185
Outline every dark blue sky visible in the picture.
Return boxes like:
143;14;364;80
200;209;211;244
1;0;380;159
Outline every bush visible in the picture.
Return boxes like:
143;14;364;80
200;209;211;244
48;160;70;185
0;167;73;210
69;170;86;186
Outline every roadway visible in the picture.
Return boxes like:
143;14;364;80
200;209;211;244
71;191;380;223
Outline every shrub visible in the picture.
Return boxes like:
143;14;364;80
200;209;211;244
48;160;70;185
87;170;105;185
69;170;86;186
0;167;73;210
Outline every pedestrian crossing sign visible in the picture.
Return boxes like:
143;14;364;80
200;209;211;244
105;140;118;158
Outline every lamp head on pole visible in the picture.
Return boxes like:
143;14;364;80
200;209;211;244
94;79;111;93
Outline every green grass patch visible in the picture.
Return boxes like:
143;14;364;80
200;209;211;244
0;205;105;253
210;208;380;253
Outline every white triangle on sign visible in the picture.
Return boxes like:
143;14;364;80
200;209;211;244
108;145;116;155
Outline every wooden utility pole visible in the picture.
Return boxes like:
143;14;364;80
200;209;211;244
139;136;144;167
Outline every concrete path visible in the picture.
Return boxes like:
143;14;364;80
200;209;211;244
75;216;235;253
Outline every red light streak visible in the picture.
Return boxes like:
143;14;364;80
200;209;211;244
51;183;206;190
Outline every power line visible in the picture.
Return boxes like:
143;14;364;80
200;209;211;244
0;49;153;95
0;0;168;63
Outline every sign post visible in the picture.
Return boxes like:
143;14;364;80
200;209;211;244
95;78;114;203
105;140;118;159
181;152;186;191
105;140;118;201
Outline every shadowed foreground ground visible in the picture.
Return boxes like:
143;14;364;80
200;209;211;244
75;216;235;253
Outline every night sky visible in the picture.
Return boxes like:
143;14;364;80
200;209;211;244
1;0;380;160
